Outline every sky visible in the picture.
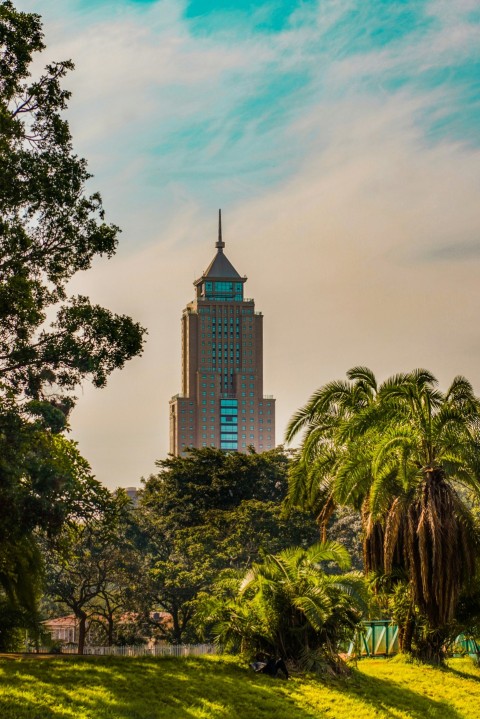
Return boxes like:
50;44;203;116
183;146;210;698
18;0;480;489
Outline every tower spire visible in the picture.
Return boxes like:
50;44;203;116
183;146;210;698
216;208;225;252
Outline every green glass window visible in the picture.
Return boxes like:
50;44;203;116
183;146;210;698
215;282;233;293
220;398;238;450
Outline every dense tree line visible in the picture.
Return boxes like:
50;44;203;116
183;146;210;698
38;447;319;652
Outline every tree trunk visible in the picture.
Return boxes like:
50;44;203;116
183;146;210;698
402;614;415;654
107;616;114;647
171;607;182;644
415;629;447;665
317;495;335;543
78;612;87;655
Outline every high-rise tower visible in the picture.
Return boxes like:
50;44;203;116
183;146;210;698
169;211;276;455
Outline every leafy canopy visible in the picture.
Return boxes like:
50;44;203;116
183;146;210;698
0;0;145;404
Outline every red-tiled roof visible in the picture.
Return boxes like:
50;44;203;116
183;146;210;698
42;614;76;628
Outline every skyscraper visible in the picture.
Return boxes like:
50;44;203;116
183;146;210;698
169;211;276;455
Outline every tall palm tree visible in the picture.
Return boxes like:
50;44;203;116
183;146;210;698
287;368;480;662
366;370;480;660
285;367;378;539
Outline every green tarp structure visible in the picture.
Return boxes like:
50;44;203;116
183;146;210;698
347;621;480;659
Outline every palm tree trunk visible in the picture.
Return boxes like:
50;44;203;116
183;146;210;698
415;629;447;665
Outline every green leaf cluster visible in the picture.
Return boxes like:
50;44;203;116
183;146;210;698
200;541;366;671
137;447;318;644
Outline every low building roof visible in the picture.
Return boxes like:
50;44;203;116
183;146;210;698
42;614;76;628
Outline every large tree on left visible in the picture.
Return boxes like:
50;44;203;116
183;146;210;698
0;0;145;640
0;1;145;398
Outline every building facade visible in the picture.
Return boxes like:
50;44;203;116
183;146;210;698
169;212;275;455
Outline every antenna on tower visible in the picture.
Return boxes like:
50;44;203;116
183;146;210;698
216;209;225;251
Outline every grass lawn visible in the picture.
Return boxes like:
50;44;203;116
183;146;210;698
0;653;479;718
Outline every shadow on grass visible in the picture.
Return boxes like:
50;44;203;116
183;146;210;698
341;667;464;719
0;656;311;719
1;655;476;719
443;660;480;684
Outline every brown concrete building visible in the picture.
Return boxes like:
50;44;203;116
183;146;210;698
169;211;275;455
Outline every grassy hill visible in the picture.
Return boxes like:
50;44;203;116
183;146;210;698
0;654;479;718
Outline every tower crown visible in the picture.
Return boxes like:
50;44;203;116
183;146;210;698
194;211;246;294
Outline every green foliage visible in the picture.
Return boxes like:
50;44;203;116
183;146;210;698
287;367;480;662
200;542;367;672
0;1;146;402
0;402;109;641
0;534;42;635
137;447;317;644
1;655;480;718
142;446;291;524
0;402;107;546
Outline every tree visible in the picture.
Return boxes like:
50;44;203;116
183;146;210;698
44;493;136;654
286;367;378;540
138;447;317;643
0;1;145;404
287;368;480;662
143;526;219;644
200;542;366;673
0;0;146;630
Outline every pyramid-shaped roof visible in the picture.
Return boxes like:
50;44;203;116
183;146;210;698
203;250;241;279
197;210;244;282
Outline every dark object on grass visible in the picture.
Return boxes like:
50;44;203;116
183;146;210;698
251;654;289;680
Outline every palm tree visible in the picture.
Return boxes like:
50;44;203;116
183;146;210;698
205;542;366;672
366;370;480;660
287;368;480;662
285;367;378;539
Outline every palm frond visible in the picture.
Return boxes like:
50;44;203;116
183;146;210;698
304;540;352;571
346;366;378;392
293;594;329;631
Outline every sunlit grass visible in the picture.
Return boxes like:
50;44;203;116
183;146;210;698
0;654;479;718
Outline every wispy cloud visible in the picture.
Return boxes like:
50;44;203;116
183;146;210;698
420;240;480;263
17;1;480;486
26;0;479;227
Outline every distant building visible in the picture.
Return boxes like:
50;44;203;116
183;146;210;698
169;211;276;455
42;612;172;647
125;487;139;506
42;615;89;644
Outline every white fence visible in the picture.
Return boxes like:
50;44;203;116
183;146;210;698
34;643;221;657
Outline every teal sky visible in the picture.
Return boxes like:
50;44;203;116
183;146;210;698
27;0;480;228
18;0;480;487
